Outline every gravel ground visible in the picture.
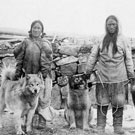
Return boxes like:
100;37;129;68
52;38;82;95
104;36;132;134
1;105;135;135
0;82;135;135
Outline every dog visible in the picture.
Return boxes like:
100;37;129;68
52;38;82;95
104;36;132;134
0;65;44;135
64;74;93;130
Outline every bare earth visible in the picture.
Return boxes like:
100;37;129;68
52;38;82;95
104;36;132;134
0;85;135;135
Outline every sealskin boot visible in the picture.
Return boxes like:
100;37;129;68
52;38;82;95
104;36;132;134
112;107;125;134
94;105;108;134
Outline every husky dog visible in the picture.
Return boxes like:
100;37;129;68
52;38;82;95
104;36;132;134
0;65;44;135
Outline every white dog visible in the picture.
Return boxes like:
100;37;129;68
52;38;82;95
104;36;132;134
0;65;44;135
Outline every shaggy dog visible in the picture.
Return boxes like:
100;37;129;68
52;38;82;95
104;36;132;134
64;74;92;130
0;65;44;135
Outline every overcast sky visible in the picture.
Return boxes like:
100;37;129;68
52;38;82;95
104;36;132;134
0;0;135;37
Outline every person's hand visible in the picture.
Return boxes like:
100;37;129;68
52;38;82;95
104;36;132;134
43;73;47;80
82;71;92;79
129;77;135;84
129;77;135;92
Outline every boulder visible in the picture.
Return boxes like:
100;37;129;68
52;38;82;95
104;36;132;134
58;45;80;56
55;56;78;66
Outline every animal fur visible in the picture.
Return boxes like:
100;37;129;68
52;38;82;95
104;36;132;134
64;74;92;130
0;65;44;135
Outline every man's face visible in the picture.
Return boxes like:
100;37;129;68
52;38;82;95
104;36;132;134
32;23;42;38
106;18;117;34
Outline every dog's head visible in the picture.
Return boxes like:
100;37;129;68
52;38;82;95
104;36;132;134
68;74;87;90
24;73;44;96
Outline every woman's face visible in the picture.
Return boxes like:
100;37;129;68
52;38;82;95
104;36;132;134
106;18;117;34
31;23;42;38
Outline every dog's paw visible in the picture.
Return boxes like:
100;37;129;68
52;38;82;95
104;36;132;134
83;125;90;131
16;130;26;135
69;123;76;130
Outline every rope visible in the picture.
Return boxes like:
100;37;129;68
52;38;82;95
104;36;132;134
112;103;119;115
95;70;105;88
100;105;106;116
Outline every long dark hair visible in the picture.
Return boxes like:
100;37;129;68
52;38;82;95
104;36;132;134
101;15;119;55
28;20;46;38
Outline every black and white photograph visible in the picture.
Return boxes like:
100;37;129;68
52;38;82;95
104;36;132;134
0;0;135;135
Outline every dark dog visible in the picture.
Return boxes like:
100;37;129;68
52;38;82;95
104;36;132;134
64;74;93;130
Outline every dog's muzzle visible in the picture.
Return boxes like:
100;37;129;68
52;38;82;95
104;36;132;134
34;89;37;94
32;88;40;94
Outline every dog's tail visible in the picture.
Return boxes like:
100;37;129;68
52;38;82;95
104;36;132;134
1;63;16;84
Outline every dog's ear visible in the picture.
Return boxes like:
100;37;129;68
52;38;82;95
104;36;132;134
25;74;31;80
37;72;43;80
